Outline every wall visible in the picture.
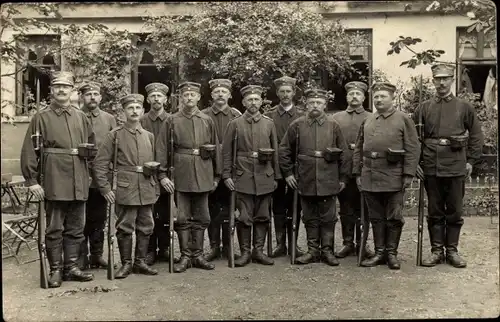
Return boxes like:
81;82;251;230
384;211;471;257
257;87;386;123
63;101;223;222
1;123;29;175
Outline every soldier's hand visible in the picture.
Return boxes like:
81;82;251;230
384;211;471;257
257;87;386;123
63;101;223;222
210;180;219;193
339;181;346;192
104;191;115;204
356;176;362;190
28;184;44;201
273;180;278;190
285;175;298;190
466;163;473;178
224;178;235;191
416;165;424;181
160;178;175;194
403;175;413;189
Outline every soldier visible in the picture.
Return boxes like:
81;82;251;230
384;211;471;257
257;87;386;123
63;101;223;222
264;76;306;258
93;93;159;279
222;85;280;267
413;64;483;268
140;83;171;266
156;81;221;273
332;81;374;259
79;82;117;270
352;82;420;270
201;79;242;261
21;71;95;288
279;88;349;266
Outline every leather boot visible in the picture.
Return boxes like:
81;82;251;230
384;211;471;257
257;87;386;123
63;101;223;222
156;227;171;263
251;223;274;265
146;232;157;266
47;245;63;288
78;238;90;270
204;222;221;262
288;217;306;257
192;229;215;270
174;229;192;273
321;224;339;266
221;222;230;260
361;221;386;267
296;226;320;264
386;222;403;270
355;220;375;259
234;224;252;267
89;230;113;269
133;234;158;275
422;222;445;267
271;216;287;258
335;217;355;258
115;235;133;279
63;242;94;282
445;224;467;268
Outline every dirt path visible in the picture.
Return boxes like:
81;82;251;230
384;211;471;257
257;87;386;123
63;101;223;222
3;217;499;321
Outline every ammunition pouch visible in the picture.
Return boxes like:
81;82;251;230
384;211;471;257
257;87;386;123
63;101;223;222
78;143;98;160
386;148;405;164
258;148;275;164
200;144;216;160
449;135;468;151
143;161;161;177
323;147;343;163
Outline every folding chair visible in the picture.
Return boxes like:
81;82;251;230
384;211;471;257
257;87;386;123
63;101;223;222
1;174;39;265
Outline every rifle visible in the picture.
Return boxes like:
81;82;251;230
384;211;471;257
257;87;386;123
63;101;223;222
290;127;300;265
357;193;367;266
267;198;273;256
107;135;118;280
416;75;425;267
33;77;49;289
228;127;238;268
168;122;175;273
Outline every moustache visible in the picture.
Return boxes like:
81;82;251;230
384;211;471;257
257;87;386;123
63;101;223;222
131;114;139;117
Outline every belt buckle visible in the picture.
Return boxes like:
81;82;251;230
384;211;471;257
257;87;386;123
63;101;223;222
349;144;355;150
439;139;449;146
136;166;143;173
71;148;78;155
251;151;258;158
314;151;322;157
193;149;200;156
370;152;378;159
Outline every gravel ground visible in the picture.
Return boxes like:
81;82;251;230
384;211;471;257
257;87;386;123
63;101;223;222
2;216;499;321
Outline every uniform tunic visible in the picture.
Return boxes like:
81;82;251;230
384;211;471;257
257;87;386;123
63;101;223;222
279;112;350;197
93;125;159;206
201;105;241;144
21;103;95;201
352;108;420;192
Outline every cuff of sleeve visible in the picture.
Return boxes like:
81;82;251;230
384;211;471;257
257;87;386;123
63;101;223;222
158;172;167;181
466;158;476;166
222;172;230;180
26;178;38;187
403;168;416;177
100;186;111;197
282;170;293;179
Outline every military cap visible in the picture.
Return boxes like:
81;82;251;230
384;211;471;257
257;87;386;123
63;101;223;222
178;81;201;93
51;71;75;87
120;93;144;107
345;81;368;93
371;82;397;94
209;78;232;91
273;76;297;89
431;63;455;78
145;82;169;96
304;88;328;99
241;85;264;98
79;82;101;95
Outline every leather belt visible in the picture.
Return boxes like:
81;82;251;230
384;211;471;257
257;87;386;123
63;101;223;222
298;150;324;158
424;138;451;146
348;143;355;150
176;148;200;156
116;165;144;173
44;148;78;155
237;151;258;158
363;151;387;159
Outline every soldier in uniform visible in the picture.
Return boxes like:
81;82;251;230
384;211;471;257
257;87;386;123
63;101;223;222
332;81;374;259
156;82;221;273
279;88;349;266
264;76;306;259
201;79;242;261
93;93;159;279
353;82;420;270
140;83;171;266
413;64;483;268
21;71;95;288
222;85;280;267
79;82;117;270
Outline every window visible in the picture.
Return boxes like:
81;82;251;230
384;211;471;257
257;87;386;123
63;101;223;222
15;35;61;116
456;28;496;107
327;29;373;112
131;34;177;113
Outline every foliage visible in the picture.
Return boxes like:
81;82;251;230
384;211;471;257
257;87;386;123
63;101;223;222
146;2;357;93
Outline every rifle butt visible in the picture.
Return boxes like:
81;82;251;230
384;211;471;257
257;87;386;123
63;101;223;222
228;191;236;268
290;190;298;265
38;200;49;289
416;182;425;266
107;203;115;280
